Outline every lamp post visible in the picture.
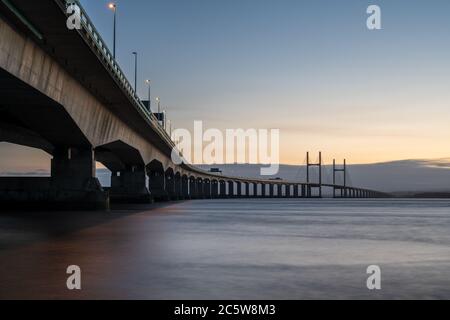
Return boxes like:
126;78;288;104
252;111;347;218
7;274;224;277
108;3;117;59
145;79;151;111
156;97;161;114
132;52;138;93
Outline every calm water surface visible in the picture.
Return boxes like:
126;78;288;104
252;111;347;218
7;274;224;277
1;199;450;299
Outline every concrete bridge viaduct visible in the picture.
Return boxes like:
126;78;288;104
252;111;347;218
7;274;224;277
0;0;387;209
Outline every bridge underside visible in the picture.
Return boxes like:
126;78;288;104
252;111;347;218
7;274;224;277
0;67;108;209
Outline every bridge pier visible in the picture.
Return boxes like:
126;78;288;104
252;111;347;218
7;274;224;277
148;170;168;201
294;185;299;198
286;185;292;198
228;181;235;198
236;182;242;197
300;185;305;198
182;176;190;199
251;183;257;198
269;184;274;198
277;185;283;198
0;147;108;210
196;178;204;199
262;184;267;197
50;147;108;209
212;180;219;198
110;165;151;203
188;177;197;199
219;181;227;198
165;171;177;200
306;185;312;198
204;180;212;199
174;174;182;199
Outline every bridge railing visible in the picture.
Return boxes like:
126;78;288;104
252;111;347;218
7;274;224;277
61;0;174;147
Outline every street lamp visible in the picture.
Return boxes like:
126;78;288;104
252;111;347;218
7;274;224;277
145;79;151;111
132;52;138;93
156;97;161;114
108;3;117;59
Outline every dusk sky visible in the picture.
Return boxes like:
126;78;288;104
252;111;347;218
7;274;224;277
2;0;450;172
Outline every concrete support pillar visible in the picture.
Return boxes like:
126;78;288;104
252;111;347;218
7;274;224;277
44;147;107;209
188;177;196;199
294;185;299;198
220;181;226;198
110;165;151;203
252;184;257;197
301;185;306;198
196;179;204;199
269;184;274;198
189;178;197;199
307;185;312;198
165;173;176;200
286;185;292;198
182;176;189;199
245;183;250;198
204;180;211;199
237;182;242;197
262;184;266;197
175;175;182;199
212;181;219;198
51;147;93;184
148;170;168;201
228;181;235;198
277;185;283;198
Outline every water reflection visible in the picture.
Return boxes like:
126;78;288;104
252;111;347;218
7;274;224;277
1;199;450;299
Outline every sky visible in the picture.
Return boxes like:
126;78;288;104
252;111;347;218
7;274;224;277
2;0;450;172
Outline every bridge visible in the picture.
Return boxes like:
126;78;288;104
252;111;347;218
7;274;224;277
0;0;387;209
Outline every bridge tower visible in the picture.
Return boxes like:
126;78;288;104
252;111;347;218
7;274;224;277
333;159;346;198
306;151;322;198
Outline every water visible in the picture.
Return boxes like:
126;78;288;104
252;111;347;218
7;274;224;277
1;199;450;299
